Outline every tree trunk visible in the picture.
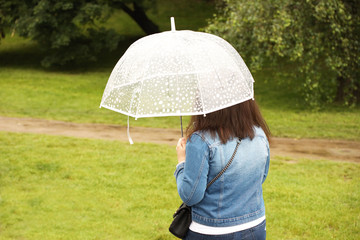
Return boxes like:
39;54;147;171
117;2;159;35
335;75;360;104
335;76;345;102
354;82;360;103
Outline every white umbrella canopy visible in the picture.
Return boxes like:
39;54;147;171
100;18;254;143
100;18;254;118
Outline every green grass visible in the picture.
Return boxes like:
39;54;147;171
0;132;178;240
0;132;359;239
265;156;360;239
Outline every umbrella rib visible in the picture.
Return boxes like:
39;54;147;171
101;103;210;118
196;38;223;109
101;99;253;118
195;74;206;114
100;52;130;106
125;38;162;117
179;39;206;114
210;35;255;97
134;80;144;119
186;50;206;114
196;34;255;109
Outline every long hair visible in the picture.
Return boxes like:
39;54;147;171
186;100;271;144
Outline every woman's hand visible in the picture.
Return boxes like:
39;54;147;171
176;137;186;163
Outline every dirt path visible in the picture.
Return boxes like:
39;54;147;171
1;116;359;163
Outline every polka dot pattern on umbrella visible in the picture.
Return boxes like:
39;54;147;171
100;29;254;118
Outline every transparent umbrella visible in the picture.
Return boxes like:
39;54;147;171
100;17;254;143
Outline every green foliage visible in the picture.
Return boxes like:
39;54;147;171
0;0;120;67
1;132;359;239
0;0;21;37
206;0;360;107
1;0;209;67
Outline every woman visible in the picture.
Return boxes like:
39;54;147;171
174;99;270;240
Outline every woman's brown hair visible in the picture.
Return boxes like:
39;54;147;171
186;100;270;144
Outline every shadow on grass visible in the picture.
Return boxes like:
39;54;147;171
0;37;43;70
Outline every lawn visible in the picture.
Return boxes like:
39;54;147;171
0;132;359;239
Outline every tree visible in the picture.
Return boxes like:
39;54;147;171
0;0;158;67
110;0;158;35
206;0;360;106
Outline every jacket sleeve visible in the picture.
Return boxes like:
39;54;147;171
174;133;210;206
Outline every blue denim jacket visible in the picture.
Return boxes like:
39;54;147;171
174;127;270;227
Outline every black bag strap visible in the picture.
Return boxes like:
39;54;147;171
206;140;241;189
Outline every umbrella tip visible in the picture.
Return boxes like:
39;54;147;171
171;17;176;32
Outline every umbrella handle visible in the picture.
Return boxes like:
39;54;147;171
180;116;183;137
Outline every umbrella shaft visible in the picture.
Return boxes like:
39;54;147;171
180;116;183;137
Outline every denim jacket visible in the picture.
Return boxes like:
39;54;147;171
174;127;270;227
